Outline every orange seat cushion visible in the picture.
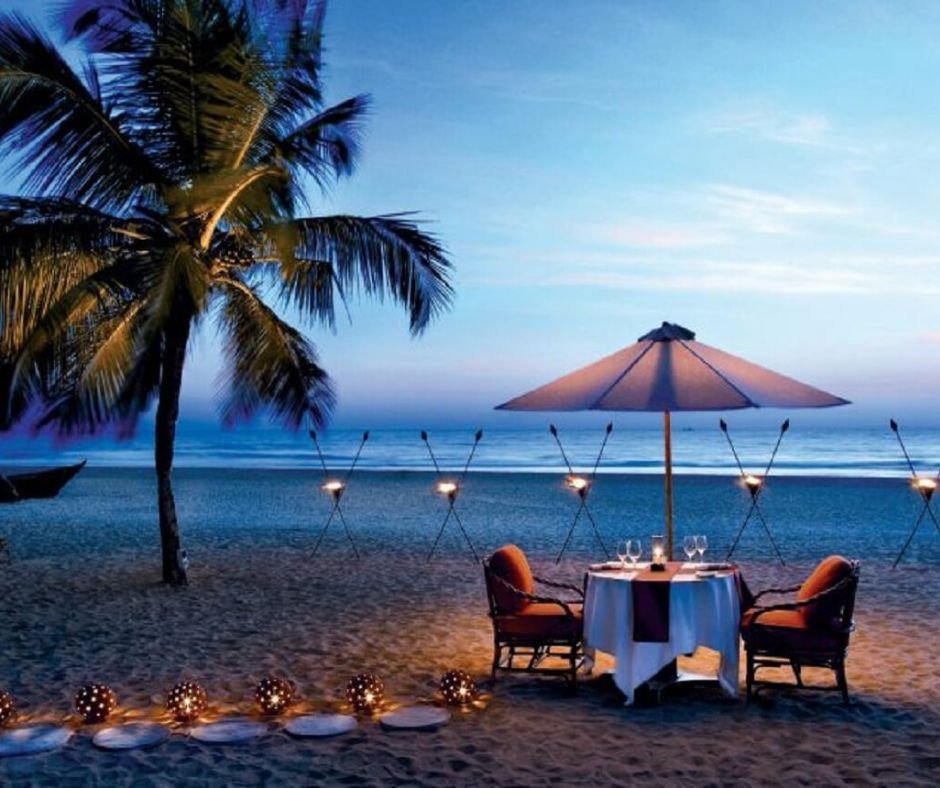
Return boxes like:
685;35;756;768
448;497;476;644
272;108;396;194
488;544;535;614
496;602;583;638
741;607;805;630
797;555;854;627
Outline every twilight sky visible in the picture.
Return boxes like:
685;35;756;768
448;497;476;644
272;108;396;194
3;0;940;432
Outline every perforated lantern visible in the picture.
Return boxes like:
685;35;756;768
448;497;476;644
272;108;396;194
255;677;293;715
345;673;385;712
439;670;477;706
74;683;118;724
0;690;13;726
166;681;209;722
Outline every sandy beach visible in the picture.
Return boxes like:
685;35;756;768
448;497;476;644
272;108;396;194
0;470;938;786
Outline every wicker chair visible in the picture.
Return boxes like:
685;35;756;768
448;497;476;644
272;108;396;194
484;544;585;688
741;555;860;703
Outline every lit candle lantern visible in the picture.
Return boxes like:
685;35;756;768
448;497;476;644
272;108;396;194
255;677;293;716
74;683;118;724
651;535;666;571
345;673;385;712
439;670;477;706
166;681;209;722
0;690;13;727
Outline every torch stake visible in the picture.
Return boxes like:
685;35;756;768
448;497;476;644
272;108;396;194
890;419;940;567
722;419;788;565
424;430;483;563
310;429;368;558
552;424;612;564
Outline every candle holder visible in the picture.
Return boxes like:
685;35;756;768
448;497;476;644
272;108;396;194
346;673;385;713
166;681;209;722
651;535;667;571
74;683;118;724
439;670;477;706
0;690;13;726
255;677;294;716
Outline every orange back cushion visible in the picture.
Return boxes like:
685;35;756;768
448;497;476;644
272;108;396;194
488;544;535;613
797;555;854;627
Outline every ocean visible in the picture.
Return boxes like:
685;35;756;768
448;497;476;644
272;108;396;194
2;425;939;477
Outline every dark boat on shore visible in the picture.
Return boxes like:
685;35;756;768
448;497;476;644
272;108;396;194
0;461;86;503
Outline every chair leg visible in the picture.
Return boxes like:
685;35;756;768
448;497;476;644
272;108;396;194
836;660;850;704
491;640;500;681
791;660;803;687
745;652;754;702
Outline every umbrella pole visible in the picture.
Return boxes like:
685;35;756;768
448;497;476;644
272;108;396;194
664;411;674;559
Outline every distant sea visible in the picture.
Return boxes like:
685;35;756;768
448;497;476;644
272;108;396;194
1;425;938;478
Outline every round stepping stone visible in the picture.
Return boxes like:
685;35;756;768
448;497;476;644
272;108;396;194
93;722;170;751
284;714;358;739
189;718;267;744
0;725;72;758
379;706;449;731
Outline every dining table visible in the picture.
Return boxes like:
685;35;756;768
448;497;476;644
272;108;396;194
583;561;744;705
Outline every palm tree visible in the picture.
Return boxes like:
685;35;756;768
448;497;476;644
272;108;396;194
0;0;453;585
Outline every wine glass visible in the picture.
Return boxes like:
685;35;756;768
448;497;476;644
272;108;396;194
626;539;641;569
616;540;629;569
683;535;697;565
695;534;708;565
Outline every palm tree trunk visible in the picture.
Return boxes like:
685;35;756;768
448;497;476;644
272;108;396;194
155;317;192;586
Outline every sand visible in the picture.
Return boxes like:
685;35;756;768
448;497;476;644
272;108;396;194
1;540;938;787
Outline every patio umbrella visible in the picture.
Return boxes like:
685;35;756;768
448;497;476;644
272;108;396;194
495;321;849;557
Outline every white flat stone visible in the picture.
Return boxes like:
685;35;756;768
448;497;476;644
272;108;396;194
284;714;358;738
189;718;267;744
379;706;449;731
0;725;72;758
93;722;170;751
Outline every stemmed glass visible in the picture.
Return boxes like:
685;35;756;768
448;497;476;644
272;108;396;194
695;534;708;565
683;535;697;566
626;539;641;570
616;540;629;569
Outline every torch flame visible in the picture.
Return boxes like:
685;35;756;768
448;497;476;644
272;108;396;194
322;480;345;493
743;474;763;491
566;475;589;492
436;481;458;496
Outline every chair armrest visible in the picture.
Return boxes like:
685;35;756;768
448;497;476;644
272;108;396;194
751;585;801;604
488;572;578;618
533;574;585;599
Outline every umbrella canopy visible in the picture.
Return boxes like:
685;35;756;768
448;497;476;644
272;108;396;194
496;322;849;556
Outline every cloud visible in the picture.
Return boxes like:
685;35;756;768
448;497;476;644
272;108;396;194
707;108;833;147
700;184;850;234
578;220;730;249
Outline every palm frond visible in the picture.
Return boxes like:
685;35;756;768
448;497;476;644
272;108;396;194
0;197;145;357
282;214;454;334
272;95;368;186
0;13;161;209
216;276;333;428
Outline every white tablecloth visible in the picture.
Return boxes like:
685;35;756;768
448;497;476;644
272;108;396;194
583;567;741;704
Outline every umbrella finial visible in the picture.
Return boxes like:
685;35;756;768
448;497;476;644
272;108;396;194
638;322;696;342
